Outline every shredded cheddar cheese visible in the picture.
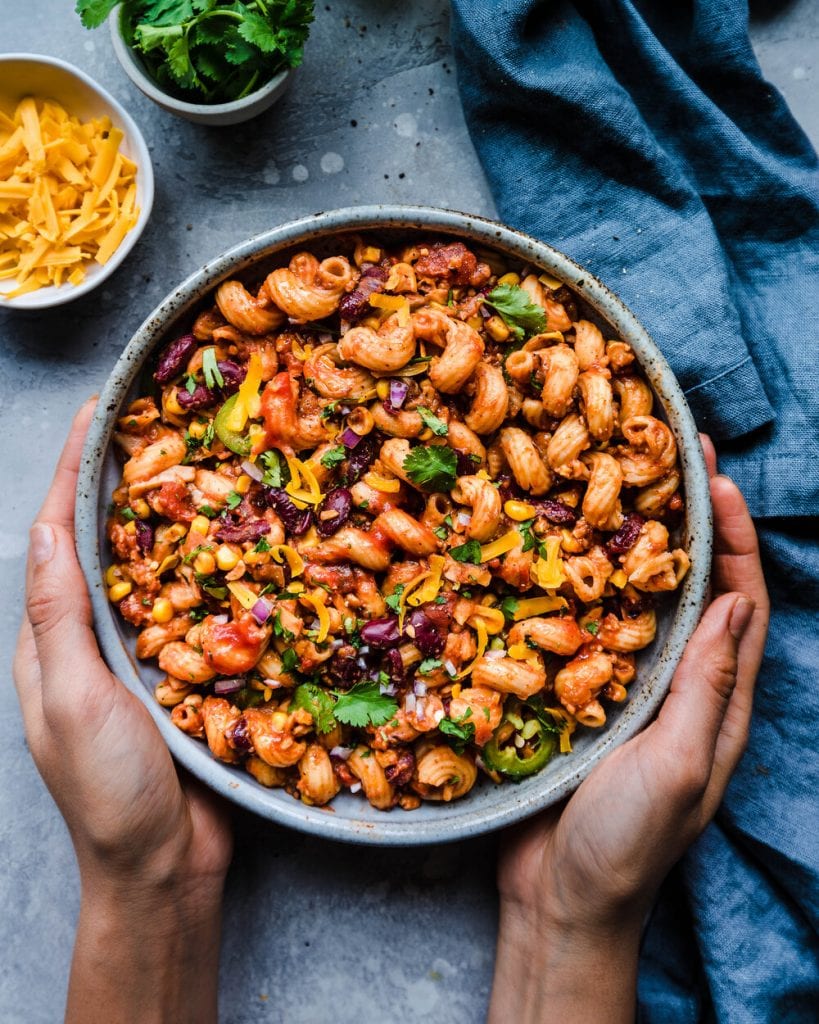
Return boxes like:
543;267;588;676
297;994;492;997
0;97;139;298
227;581;258;611
512;595;568;619
479;530;521;563
407;554;446;607
531;535;566;590
458;618;488;679
302;590;330;643
269;544;305;578
225;352;263;432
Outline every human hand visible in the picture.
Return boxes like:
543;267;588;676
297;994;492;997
14;400;233;1024
489;437;769;1023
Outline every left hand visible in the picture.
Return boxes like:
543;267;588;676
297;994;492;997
14;399;233;1023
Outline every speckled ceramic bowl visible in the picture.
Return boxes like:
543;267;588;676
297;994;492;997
75;206;712;846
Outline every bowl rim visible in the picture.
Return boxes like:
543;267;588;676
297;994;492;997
0;52;154;311
108;10;291;115
75;205;712;846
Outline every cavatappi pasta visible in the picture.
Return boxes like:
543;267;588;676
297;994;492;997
106;236;690;811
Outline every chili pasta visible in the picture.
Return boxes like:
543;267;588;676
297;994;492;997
105;236;690;811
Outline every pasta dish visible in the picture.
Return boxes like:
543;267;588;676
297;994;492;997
106;235;689;810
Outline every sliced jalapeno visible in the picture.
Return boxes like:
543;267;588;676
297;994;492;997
214;394;251;457
483;699;556;778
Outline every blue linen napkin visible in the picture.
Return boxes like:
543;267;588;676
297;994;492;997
450;1;819;1020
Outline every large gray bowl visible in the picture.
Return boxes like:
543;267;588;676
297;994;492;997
75;206;712;846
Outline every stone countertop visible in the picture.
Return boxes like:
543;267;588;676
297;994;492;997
1;3;816;1021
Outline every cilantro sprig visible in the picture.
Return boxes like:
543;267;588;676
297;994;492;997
403;445;457;493
76;0;315;106
417;407;448;437
331;681;398;728
485;283;547;341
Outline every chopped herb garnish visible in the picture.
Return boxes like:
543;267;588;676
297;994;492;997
188;606;208;623
331;681;398;728
320;400;340;420
272;610;295;642
417;406;448;437
418;657;443;675
484;283;547;341
226;491;243;510
281;648;300;673
439;714;476;752
292;683;336;733
193;573;227;600
518;518;536;553
199;505;218;519
449;539;482;564
500;596;520;621
586;620;600;636
184;374;197;395
403;445;457;492
385;584;405;614
433;525;449;541
202;347;224;390
119;507;136;522
254;536;272;553
320;445;347;469
446;288;454;306
259;449;284;488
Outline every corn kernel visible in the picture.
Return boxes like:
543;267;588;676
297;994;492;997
376;378;391;402
124;520;137;535
243;549;269;566
108;581;132;602
151;598;174;623
188;420;207;439
271;711;289;731
467;315;484;330
234;474;252;495
105;564;121;586
361;246;382;263
485;315;511;342
451;683;462;699
165;390;184;416
418;427;434;441
131;498;151;519
194;551;216;574
498;272;521;287
165;523;189;543
190;515;211;537
504;499;537;521
216;544;240;571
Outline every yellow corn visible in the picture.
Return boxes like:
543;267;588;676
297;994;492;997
418;428;434;441
108;581;132;602
151;598;174;623
498;272;520;287
131;498;151;519
504;500;536;521
485;315;511;342
376;378;391;402
361;246;382;263
243;549;269;566
105;564;121;586
235;474;252;495
188;419;208;439
194;551;216;575
467;315;483;331
216;544;241;571
190;515;211;537
165;389;184;415
610;569;628;588
123;520;137;535
450;683;462;699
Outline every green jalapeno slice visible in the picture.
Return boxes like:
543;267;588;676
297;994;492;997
483;699;557;778
214;394;252;457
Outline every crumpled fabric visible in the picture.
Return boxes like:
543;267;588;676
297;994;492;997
450;1;819;1019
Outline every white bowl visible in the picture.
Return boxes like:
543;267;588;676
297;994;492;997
0;53;154;312
109;11;291;126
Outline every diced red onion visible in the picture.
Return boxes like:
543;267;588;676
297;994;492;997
330;745;353;760
389;379;409;409
331;638;344;650
356;657;368;669
413;680;427;696
340;427;362;449
432;708;445;725
251;598;272;626
456;512;472;527
416;697;426;721
485;649;506;660
379;681;397;696
214;677;245;695
405;692;417;714
211;614;229;625
444;659;458;677
349;781;362;793
359;645;370;655
241;459;263;482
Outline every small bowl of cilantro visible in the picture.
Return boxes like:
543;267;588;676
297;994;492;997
77;1;314;126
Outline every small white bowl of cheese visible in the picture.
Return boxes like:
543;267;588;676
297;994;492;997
0;53;153;311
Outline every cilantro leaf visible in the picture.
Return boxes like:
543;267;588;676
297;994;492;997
225;490;242;510
439;714;476;752
75;0;119;29
417;657;442;675
417;407;448;437
585;620;600;636
500;596;519;622
184;374;197;395
292;683;336;733
320;445;347;469
280;647;300;673
449;539;482;564
260;449;284;488
385;584;405;614
518;518;536;553
332;681;398;728
403;445;457;492
433;525;449;541
202;347;224;390
254;536;271;553
485;284;547;340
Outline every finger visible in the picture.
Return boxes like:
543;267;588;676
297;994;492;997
12;617;46;750
699;433;717;477
36;398;97;533
25;520;109;700
652;592;755;801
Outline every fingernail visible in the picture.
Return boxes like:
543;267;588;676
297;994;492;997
30;524;55;567
729;596;755;640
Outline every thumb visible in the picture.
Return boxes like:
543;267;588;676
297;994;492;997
652;592;755;788
26;521;102;694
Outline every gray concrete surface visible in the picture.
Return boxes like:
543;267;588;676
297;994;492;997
1;2;816;1021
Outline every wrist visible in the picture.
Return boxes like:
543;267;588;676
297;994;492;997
489;898;642;1024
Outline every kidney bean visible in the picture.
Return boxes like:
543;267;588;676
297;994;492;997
315;487;352;537
384;748;415;787
346;433;379;484
217;360;246;394
360;617;401;648
405;609;445;657
263;487;312;535
154;334;198;384
176;383;218;410
535;499;577;526
606;513;645;555
215;519;271;544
